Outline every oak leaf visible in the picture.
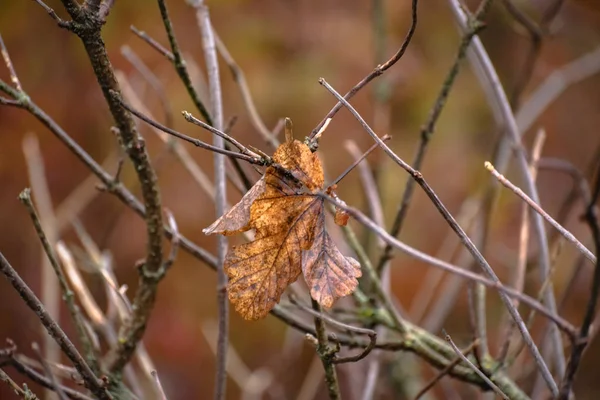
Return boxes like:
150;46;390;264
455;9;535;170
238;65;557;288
205;127;361;320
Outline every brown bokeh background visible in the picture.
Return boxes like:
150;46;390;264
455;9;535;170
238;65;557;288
2;0;600;399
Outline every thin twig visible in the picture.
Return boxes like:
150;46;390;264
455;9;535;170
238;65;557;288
116;97;259;164
130;26;175;61
344;140;385;233
558;159;600;399
413;340;478;400
192;2;229;400
309;299;341;400
516;46;600;135
485;162;595;263
214;31;278;148
0;34;23;92
183;111;260;158
19;189;99;372
376;0;492;274
333;135;390;186
449;0;566;383
151;371;168;400
0;252;110;399
289;296;377;364
443;331;509;400
497;129;546;365
22;132;63;397
31;0;70;26
121;45;174;128
32;342;68;400
0;368;31;399
3;354;94;400
156;0;212;124
319;78;561;393
309;0;419;141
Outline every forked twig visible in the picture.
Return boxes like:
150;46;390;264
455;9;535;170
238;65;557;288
376;0;492;273
214;31;278;148
443;331;509;400
449;0;566;378
0;253;109;399
19;189;98;372
558;159;600;399
319;77;560;394
413;340;478;400
485;161;595;263
309;0;419;140
288;296;377;364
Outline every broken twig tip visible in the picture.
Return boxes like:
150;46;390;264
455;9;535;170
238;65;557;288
284;117;293;143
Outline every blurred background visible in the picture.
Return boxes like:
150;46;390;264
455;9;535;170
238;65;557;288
2;0;600;398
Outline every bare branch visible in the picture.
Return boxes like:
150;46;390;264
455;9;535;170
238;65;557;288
191;2;229;400
449;0;566;383
214;31;279;148
309;0;419;141
443;332;509;400
288;296;377;364
558;158;600;399
308;299;341;400
0;34;22;92
414;340;477;400
121;45;174;128
376;0;491;273
0;252;110;399
32;342;68;400
116;96;259;164
332;135;390;186
151;370;168;400
156;0;212;124
485;162;595;263
31;0;71;27
19;189;99;372
318;78;562;393
130;26;175;62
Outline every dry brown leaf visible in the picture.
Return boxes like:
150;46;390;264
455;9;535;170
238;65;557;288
225;196;320;320
302;211;361;308
205;125;361;320
203;178;266;236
